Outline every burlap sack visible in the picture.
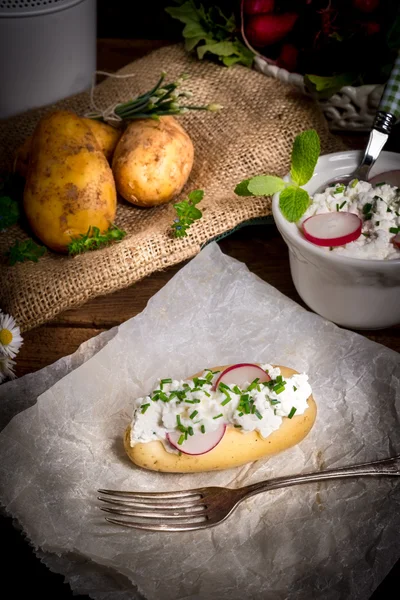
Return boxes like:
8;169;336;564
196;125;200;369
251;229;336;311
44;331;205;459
0;44;343;332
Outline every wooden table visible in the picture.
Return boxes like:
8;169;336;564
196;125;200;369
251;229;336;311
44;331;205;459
2;39;399;599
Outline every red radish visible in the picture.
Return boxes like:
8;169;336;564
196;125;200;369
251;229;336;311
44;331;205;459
352;0;379;13
361;21;380;35
213;363;270;391
245;13;299;47
392;234;400;250
277;43;299;71
369;170;400;188
167;424;226;455
244;0;275;15
302;213;362;247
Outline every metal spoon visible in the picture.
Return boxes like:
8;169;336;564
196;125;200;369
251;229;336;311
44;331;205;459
315;54;400;193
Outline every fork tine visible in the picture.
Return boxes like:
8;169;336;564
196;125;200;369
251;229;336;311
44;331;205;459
98;496;204;511
105;517;212;531
98;488;202;500
101;506;206;519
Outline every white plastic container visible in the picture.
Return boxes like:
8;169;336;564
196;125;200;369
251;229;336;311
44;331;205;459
272;151;400;330
0;0;96;119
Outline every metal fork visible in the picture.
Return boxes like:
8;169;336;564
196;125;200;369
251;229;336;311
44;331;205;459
98;455;400;531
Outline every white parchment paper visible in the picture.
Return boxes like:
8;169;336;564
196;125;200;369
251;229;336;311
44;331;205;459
0;243;399;600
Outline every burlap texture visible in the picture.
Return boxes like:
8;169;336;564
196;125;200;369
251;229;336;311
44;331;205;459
0;44;343;332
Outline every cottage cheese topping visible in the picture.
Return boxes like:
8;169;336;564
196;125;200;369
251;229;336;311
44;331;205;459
129;365;312;452
300;180;400;260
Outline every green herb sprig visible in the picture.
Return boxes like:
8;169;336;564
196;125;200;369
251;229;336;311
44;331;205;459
6;239;46;266
88;72;222;122
172;189;204;237
0;173;24;230
235;129;321;223
68;225;126;256
166;1;253;68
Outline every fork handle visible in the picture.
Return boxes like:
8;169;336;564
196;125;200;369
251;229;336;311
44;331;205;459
242;455;400;500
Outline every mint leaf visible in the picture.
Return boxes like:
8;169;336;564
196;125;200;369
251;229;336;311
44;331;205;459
0;195;20;229
247;175;286;197
188;189;204;204
279;186;310;223
234;179;253;197
304;73;357;99
172;189;204;237
6;239;46;265
290;129;320;186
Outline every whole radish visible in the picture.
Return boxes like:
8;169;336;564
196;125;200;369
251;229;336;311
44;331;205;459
352;0;379;13
243;0;275;15
277;43;299;71
392;234;400;249
245;13;299;47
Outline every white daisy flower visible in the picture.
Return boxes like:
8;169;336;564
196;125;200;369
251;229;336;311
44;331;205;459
0;355;16;383
0;312;23;358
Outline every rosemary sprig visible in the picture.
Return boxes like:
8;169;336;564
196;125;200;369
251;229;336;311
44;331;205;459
5;239;46;266
68;225;126;255
172;190;204;238
87;73;222;122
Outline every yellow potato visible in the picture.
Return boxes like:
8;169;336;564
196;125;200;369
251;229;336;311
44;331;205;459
14;118;121;178
124;366;317;473
112;116;194;207
24;110;117;253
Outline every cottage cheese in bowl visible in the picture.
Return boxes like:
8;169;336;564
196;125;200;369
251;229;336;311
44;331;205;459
299;180;400;260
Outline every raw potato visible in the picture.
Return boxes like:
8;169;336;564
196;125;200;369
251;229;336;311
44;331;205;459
112;116;194;207
24;110;117;253
124;366;317;473
14;118;121;178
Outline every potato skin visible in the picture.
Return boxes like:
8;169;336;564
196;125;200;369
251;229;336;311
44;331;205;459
14;119;121;178
23;110;117;253
124;366;317;473
112;116;194;207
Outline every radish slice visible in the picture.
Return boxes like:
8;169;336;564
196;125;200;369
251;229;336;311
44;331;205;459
213;363;270;390
167;424;226;455
392;234;400;249
369;170;400;188
303;213;362;247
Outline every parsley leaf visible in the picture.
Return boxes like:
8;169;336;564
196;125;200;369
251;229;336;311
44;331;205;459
279;186;310;223
6;239;46;265
290;129;320;186
68;225;126;255
172;189;204;238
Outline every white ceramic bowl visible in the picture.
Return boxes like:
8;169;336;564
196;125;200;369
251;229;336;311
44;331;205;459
272;150;400;330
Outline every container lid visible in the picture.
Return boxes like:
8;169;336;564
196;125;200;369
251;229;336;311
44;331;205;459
0;0;85;18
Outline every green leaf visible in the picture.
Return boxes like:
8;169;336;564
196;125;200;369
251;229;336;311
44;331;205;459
234;179;253;196
68;224;126;255
184;35;205;52
197;40;237;60
0;195;20;229
6;239;46;266
165;2;199;25
290;129;320;186
182;21;207;39
279;186;310;223
304;73;357;99
247;175;286;197
188;189;204;204
222;55;242;67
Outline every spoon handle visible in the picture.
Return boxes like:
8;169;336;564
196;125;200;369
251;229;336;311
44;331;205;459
374;52;400;134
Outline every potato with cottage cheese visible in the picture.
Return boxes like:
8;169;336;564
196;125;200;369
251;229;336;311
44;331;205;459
124;363;316;473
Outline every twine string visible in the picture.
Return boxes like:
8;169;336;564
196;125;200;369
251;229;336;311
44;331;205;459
85;70;139;123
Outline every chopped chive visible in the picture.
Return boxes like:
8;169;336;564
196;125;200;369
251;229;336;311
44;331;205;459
251;405;256;414
185;431;188;440
221;396;231;406
140;403;150;414
247;378;260;392
212;370;221;374
204;391;211;397
213;413;223;420
152;393;160;401
189;410;198;420
185;399;201;404
389;226;399;234
336;203;339;211
376;221;380;227
218;382;231;392
375;182;386;187
339;201;346;209
188;426;194;436
193;377;206;387
350;179;358;188
159;392;169;402
244;404;251;414
232;385;241;395
176;415;181;426
293;386;297;392
288;407;297;419
234;424;242;428
200;424;206;433
276;375;283;383
273;383;285;394
270;399;280;405
254;409;263;420
334;185;345;194
183;383;190;389
387;207;393;213
274;409;277;415
161;378;172;386
362;232;370;237
177;434;185;445
238;412;244;416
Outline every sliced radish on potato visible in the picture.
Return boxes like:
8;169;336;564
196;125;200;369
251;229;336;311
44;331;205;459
369;170;400;187
303;213;362;247
392;234;400;249
167;424;226;455
214;363;270;390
